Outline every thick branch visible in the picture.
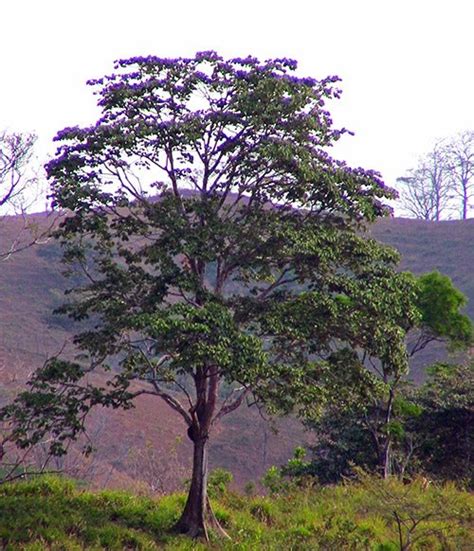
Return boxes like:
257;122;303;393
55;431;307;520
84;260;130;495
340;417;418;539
140;381;193;426
212;387;250;426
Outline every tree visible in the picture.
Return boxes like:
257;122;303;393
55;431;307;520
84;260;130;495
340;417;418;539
396;131;474;221
0;52;417;539
445;131;474;220
0;131;36;212
411;271;473;353
370;270;472;478
0;130;51;259
397;141;452;221
409;362;474;486
298;272;472;482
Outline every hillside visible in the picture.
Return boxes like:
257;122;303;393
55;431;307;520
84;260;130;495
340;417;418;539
370;217;474;320
0;213;472;489
370;217;474;380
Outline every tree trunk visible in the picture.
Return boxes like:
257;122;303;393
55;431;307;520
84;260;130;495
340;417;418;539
381;388;395;478
173;436;209;539
381;439;392;479
173;367;230;540
173;431;230;540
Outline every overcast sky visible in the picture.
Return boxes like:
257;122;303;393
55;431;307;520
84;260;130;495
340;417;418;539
1;0;473;211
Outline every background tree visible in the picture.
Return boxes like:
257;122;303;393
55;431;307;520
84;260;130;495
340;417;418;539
396;131;474;220
445;131;474;220
296;272;472;482
0;130;51;259
0;52;418;539
411;271;473;353
0;131;36;213
396;141;452;221
0;131;54;481
409;362;474;486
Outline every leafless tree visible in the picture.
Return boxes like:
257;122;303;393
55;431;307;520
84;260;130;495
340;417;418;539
0;131;37;212
0;130;52;259
125;436;187;495
445;130;474;220
397;141;453;221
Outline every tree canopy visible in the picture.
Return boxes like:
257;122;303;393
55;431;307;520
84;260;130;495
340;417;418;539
294;360;473;486
1;52;420;539
293;272;473;483
414;271;473;350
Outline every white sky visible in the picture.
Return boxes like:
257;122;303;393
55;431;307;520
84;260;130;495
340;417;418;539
1;0;473;211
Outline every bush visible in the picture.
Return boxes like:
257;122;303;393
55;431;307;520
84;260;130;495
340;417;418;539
208;468;233;498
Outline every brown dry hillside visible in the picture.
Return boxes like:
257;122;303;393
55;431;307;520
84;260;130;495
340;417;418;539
371;217;474;318
0;213;472;489
373;217;474;380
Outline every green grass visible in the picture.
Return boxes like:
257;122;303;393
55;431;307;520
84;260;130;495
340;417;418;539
0;475;472;549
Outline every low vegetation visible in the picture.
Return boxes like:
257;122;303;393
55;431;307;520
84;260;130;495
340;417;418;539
0;474;472;550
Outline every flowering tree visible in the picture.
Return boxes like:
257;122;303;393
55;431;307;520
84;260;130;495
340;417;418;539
1;52;418;539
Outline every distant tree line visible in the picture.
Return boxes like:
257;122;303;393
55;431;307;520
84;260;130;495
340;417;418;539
397;131;474;220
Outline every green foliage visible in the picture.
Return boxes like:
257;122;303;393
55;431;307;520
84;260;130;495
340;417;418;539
354;468;474;550
261;466;286;495
0;475;471;549
249;498;277;525
393;397;422;418
263;449;318;498
408;362;474;485
294;270;473;483
416;271;473;350
207;468;233;498
299;361;474;485
302;406;378;483
421;361;474;409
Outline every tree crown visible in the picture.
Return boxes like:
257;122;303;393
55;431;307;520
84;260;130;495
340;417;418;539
4;52;417;456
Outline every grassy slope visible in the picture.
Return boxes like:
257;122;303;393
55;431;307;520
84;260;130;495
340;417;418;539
0;476;472;550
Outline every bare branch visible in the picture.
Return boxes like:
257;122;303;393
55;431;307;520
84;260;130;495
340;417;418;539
212;386;251;425
147;380;193;426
